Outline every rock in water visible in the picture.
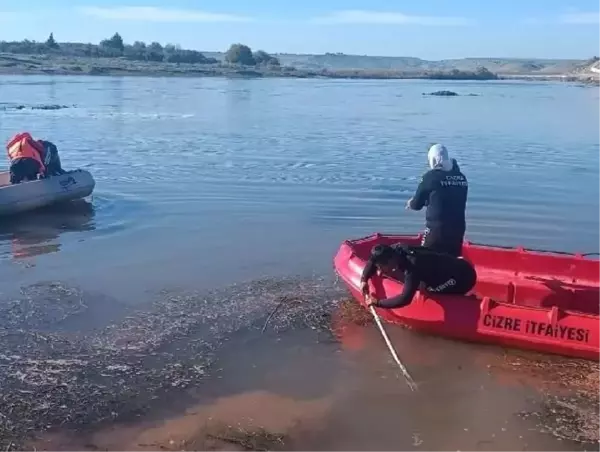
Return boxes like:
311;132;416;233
32;104;70;110
0;104;73;111
424;90;459;96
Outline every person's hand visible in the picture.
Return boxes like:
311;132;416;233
365;294;377;307
405;198;413;210
360;280;369;296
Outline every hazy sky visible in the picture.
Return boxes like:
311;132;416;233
0;0;598;59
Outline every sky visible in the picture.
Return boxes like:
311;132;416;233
0;0;598;59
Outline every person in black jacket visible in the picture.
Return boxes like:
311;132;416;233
38;140;66;177
360;243;477;309
406;144;468;257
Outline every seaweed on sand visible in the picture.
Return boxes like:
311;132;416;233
0;282;88;331
510;354;600;445
336;298;372;326
146;422;289;451
203;424;287;451
0;276;345;450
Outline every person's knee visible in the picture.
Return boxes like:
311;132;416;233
10;158;40;182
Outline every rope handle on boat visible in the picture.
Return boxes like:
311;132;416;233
369;305;418;392
466;241;599;257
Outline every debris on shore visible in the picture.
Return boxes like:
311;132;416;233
1;278;597;450
0;277;345;450
497;353;599;445
201;424;287;451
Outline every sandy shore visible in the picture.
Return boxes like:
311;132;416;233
0;277;597;451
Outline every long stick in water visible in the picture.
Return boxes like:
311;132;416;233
369;304;418;392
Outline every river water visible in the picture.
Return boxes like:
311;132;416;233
0;75;598;450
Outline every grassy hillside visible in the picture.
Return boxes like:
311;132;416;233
203;52;586;75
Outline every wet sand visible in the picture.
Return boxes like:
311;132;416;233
0;277;342;450
31;331;599;451
1;278;595;451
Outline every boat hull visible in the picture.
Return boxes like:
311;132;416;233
0;169;95;216
333;233;599;361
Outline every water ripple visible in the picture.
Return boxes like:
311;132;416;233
0;75;597;277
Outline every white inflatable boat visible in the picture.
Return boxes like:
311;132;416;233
0;169;95;216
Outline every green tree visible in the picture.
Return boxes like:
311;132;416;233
225;43;255;65
146;42;164;62
253;50;279;66
162;43;178;61
125;41;147;60
45;33;59;49
474;66;497;79
100;32;125;54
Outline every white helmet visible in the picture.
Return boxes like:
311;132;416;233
428;144;453;171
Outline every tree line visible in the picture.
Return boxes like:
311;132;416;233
426;67;498;80
0;33;281;67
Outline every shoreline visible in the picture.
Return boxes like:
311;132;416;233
1;277;597;451
0;66;592;84
0;277;345;451
2;53;595;83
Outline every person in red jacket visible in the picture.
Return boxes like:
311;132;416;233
6;132;46;183
6;132;66;184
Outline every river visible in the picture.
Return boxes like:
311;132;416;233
0;75;598;451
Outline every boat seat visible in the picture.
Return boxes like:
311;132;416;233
472;277;514;304
472;272;599;315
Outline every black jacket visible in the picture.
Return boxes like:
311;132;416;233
409;160;468;229
361;244;477;309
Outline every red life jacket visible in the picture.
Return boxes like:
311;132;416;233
6;132;46;174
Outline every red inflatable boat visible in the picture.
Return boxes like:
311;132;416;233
333;233;599;361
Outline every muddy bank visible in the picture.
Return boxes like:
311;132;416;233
0;277;344;450
489;351;599;445
31;312;598;452
1;277;597;451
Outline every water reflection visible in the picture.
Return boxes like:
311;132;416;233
0;200;95;259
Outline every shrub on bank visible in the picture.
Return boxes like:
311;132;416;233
0;33;219;65
224;43;280;67
425;67;498;80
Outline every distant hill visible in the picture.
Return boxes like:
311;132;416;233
572;57;600;75
203;52;586;76
569;57;600;84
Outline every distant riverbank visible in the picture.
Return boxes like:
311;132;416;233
2;54;595;84
1;35;594;82
0;53;504;81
